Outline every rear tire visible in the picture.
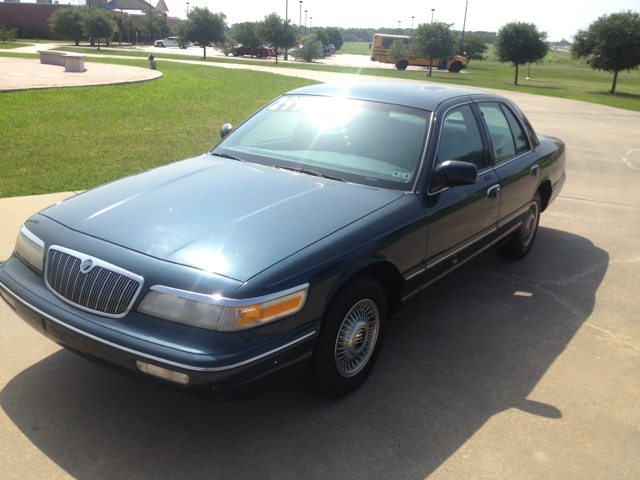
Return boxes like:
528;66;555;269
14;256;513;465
256;52;263;58
448;61;462;73
157;42;163;48
498;192;541;260
179;43;185;49
309;275;387;398
396;60;408;70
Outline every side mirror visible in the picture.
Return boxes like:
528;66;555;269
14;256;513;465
220;123;233;139
438;160;478;187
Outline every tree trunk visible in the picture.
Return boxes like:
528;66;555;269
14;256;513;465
610;69;618;94
75;40;79;46
275;49;278;65
97;39;100;51
514;63;519;85
284;50;288;61
429;64;432;77
203;45;206;60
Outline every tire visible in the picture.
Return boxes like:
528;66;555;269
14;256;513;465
179;43;185;49
233;51;239;56
498;192;542;260
396;60;408;70
448;61;462;73
157;42;163;48
256;52;263;58
309;275;387;398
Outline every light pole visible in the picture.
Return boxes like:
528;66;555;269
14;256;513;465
411;16;414;30
460;0;468;54
310;17;313;32
431;9;435;23
398;21;401;30
305;10;307;35
299;1;303;34
186;2;189;15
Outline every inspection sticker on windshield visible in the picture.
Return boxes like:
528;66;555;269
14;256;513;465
392;169;411;180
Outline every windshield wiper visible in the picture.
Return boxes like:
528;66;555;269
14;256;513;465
274;165;345;182
210;153;245;162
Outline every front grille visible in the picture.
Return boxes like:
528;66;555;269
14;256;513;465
45;247;142;318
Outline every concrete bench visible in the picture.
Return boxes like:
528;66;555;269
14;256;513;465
37;50;85;73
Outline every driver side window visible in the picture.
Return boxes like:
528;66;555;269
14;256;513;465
437;105;485;170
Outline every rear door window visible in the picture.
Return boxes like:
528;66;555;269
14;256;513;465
477;103;516;163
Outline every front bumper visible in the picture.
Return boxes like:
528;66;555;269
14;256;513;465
0;259;318;398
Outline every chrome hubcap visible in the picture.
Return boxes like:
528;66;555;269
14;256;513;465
335;299;379;378
521;202;539;247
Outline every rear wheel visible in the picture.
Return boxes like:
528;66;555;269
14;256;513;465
448;61;462;73
178;43;185;49
498;192;541;260
256;52;263;58
309;275;386;398
157;42;164;48
396;59;408;70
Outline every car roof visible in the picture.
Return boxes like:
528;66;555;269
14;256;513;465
286;81;495;111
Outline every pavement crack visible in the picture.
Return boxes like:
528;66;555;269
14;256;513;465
621;148;640;172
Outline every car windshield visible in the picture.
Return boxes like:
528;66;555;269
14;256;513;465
212;95;431;191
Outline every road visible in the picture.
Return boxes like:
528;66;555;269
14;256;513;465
0;50;639;479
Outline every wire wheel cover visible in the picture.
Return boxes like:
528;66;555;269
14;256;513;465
334;299;379;377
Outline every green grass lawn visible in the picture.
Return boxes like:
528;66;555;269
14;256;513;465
0;43;34;49
0;57;318;198
337;42;371;55
49;45;640;112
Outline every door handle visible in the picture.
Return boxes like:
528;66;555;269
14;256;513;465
531;165;539;178
487;184;500;201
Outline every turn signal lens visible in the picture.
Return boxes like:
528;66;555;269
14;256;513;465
218;288;308;332
136;360;189;384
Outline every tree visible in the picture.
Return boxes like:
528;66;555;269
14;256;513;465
0;25;18;44
411;21;456;77
313;28;330;46
81;8;114;51
458;33;487;61
387;39;409;69
120;14;137;44
325;27;343;51
259;13;297;65
49;7;85;45
292;35;322;62
494;22;548;85
234;22;261;57
181;7;227;59
137;11;171;43
572;11;640;94
214;34;238;57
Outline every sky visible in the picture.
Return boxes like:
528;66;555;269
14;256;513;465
154;0;638;41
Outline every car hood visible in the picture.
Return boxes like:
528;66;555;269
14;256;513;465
42;155;404;282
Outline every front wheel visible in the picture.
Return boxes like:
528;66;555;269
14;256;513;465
309;275;387;398
157;42;164;48
498;192;541;260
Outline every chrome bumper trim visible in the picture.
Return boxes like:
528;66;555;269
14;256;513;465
0;280;316;373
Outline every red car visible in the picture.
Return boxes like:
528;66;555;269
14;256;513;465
232;44;275;58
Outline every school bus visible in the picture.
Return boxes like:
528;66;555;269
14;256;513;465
370;33;468;72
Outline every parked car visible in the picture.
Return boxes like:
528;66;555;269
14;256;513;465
321;45;331;57
232;44;275;58
0;82;565;399
328;44;336;54
154;37;189;49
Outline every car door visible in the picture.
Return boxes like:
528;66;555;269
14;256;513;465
421;102;501;281
475;101;538;228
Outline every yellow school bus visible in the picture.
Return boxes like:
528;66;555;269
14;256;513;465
370;33;468;72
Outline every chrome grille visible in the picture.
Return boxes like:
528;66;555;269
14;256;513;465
45;247;143;318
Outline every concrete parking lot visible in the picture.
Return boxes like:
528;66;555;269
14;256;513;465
0;73;639;478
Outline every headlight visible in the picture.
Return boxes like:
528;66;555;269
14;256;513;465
137;284;308;332
14;225;45;272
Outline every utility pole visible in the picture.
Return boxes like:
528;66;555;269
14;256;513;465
411;16;414;30
305;10;307;35
460;0;468;54
285;0;289;60
299;1;303;34
431;9;435;23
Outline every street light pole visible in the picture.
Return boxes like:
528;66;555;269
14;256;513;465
299;1;303;34
398;21;401;30
460;0;468;53
285;0;289;61
310;17;313;31
305;10;307;35
431;9;435;23
411;16;414;30
186;2;189;15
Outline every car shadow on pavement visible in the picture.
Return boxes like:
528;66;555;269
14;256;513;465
1;227;608;480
